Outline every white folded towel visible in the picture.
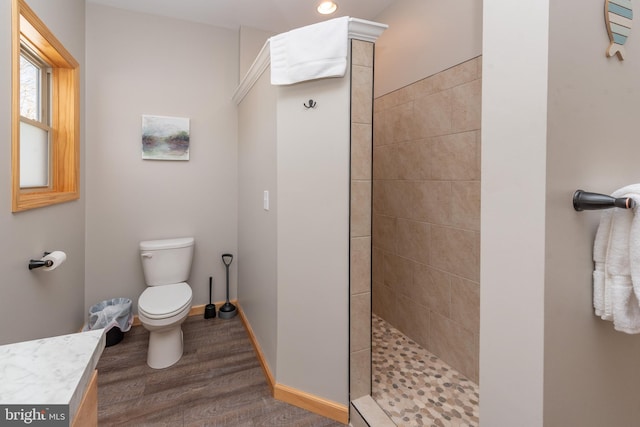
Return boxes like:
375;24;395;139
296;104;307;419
593;185;633;319
593;208;614;319
270;16;349;85
628;191;640;304
593;184;640;333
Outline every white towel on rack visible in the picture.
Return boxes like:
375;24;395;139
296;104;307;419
593;185;633;319
270;16;349;85
628;191;640;304
593;208;614;319
593;184;640;333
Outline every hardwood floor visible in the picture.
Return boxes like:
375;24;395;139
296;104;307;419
97;315;344;426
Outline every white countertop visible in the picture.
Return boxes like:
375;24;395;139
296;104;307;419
0;329;106;421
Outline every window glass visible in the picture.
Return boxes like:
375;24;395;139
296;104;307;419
19;48;50;189
12;0;80;211
19;54;40;121
19;121;49;187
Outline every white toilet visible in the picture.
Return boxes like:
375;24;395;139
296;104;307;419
138;237;194;369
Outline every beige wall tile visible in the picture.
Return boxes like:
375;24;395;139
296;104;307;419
413;90;452;138
351;292;371;353
451;181;481;231
475;130;482;174
352;123;372;181
383;85;415;110
352;40;373;67
352;65;374;124
372;57;482;377
413;264;451;317
350;43;374;403
388;102;414;144
412;76;437;99
396;140;430;180
451;79;481;132
388;145;411;180
372;246;384;285
376;179;451;224
396;293;430;349
429;311;476;380
450;276;480;334
351;237;372;296
374;96;386;115
351;180;372;237
430;226;480;281
350;347;371;400
379;180;415;219
411;57;478;100
372;179;387;215
428;131;479;181
401;181;427;220
383;253;414;296
413;181;452;225
373;213;396;253
430;58;479;92
372;280;396;325
396;218;430;265
376;141;431;181
373;110;391;147
471;333;479;384
373;145;400;180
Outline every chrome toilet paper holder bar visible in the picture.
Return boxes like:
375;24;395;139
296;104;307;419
573;190;636;211
28;252;52;270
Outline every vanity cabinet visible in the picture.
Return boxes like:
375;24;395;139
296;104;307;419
72;370;98;427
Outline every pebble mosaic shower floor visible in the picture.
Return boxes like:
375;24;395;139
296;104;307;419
372;314;480;427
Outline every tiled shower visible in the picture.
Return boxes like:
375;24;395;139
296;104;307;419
371;56;482;422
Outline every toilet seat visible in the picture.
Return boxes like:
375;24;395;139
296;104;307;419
138;282;192;320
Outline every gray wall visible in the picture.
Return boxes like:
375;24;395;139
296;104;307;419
239;26;273;79
0;0;86;345
85;4;239;313
544;0;640;425
236;42;352;405
481;1;547;424
237;67;278;375
482;0;640;425
275;75;351;404
373;0;483;97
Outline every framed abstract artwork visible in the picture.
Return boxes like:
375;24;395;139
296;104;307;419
141;115;190;161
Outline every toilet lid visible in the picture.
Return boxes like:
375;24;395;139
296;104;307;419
138;282;192;319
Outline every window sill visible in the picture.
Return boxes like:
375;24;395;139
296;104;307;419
13;190;79;212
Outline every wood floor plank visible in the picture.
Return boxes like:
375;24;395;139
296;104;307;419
97;316;344;426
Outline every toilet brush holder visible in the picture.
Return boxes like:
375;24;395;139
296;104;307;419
219;253;237;319
204;276;216;319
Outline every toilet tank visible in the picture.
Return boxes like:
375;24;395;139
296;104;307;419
139;237;195;286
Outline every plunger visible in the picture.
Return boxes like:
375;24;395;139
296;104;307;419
218;253;237;319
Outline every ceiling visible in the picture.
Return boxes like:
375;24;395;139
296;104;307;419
86;0;395;34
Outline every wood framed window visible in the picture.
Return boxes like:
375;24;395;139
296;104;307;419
11;0;80;212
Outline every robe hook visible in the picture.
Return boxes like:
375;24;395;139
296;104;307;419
304;99;317;109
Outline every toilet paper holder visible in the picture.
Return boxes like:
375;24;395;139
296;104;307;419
28;252;53;270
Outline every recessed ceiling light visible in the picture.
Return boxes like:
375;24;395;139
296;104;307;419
317;1;338;15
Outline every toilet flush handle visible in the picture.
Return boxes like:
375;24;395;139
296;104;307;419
141;252;153;259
